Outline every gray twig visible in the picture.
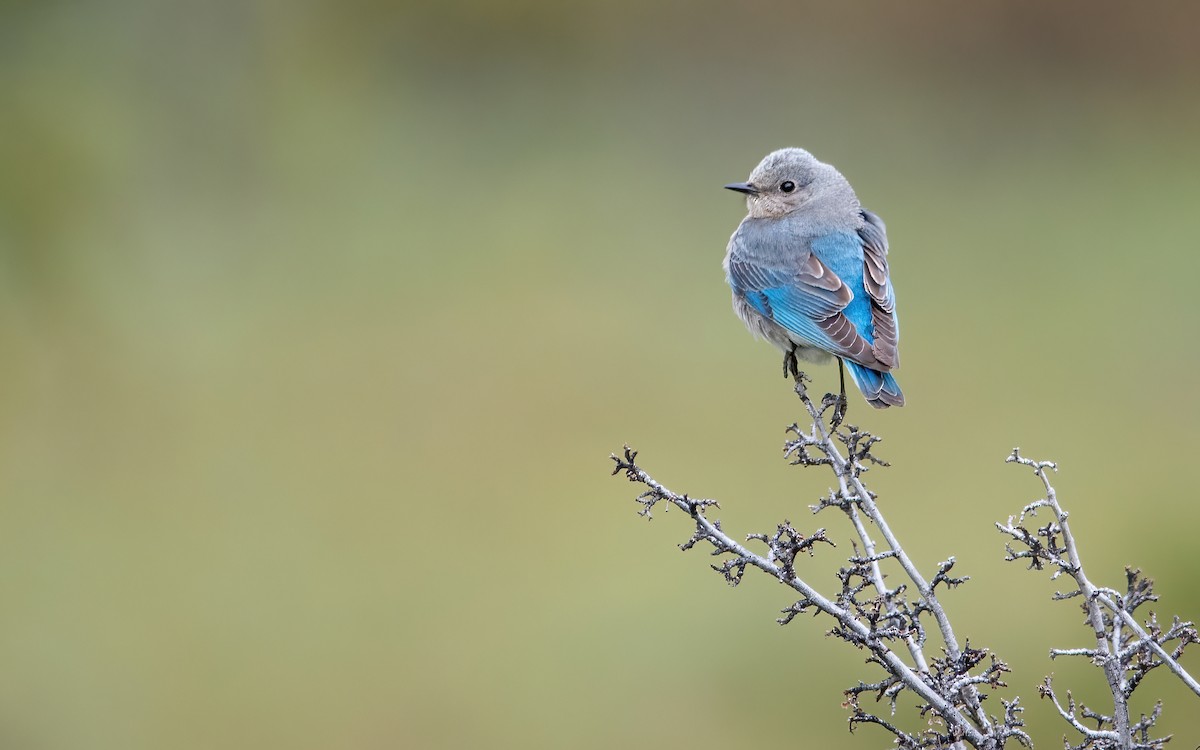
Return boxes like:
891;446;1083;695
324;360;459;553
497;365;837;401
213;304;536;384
609;382;1197;749
999;449;1199;749
611;377;1028;748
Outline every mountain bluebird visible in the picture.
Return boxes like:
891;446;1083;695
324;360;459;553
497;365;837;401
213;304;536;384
723;147;903;410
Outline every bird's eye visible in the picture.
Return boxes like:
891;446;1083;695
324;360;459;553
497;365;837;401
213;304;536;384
780;181;796;193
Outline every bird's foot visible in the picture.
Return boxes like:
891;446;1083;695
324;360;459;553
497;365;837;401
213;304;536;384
822;392;848;431
784;348;810;399
782;347;801;381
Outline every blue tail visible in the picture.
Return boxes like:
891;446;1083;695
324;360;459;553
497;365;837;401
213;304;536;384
844;361;904;408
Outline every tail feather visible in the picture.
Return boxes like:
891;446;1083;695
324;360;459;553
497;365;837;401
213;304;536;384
844;361;904;408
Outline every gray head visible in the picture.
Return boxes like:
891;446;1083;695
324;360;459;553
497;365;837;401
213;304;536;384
725;147;857;220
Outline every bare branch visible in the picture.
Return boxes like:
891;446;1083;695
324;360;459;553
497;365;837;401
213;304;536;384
1001;449;1199;748
610;376;1026;748
608;382;1196;750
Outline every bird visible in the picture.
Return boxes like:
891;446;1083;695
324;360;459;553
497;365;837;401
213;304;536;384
723;147;903;414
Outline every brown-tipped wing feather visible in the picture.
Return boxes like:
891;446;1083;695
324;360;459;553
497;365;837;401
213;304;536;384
858;209;899;370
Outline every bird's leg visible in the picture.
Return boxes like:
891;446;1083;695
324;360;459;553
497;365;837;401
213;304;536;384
782;344;801;381
830;358;848;429
783;345;815;405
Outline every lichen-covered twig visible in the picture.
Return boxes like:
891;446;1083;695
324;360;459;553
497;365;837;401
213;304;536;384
999;450;1199;750
611;376;1029;749
610;382;1198;749
790;382;996;736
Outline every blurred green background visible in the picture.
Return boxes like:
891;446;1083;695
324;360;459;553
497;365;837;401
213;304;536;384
2;1;1199;747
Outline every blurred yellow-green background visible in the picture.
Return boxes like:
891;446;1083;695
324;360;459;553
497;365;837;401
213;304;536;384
3;1;1199;747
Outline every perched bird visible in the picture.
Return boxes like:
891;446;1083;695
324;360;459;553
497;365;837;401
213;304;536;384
723;147;903;410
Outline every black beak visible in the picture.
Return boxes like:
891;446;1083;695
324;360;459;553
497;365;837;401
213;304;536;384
724;182;758;196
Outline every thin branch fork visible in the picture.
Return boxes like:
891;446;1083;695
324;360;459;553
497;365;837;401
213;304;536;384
611;375;1034;748
610;444;990;748
790;382;995;735
1003;449;1200;749
1003;451;1200;696
610;380;1198;750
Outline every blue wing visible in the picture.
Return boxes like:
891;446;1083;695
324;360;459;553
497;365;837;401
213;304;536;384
727;219;885;368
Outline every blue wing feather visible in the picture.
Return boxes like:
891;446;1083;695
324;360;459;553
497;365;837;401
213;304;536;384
758;286;841;348
809;232;876;344
728;221;882;364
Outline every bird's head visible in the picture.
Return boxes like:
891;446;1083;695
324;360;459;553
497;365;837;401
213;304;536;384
725;147;847;220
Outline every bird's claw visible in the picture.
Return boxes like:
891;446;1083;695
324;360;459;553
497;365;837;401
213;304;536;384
782;347;801;381
823;392;848;430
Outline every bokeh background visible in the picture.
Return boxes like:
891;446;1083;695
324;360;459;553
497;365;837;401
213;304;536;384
3;1;1199;747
